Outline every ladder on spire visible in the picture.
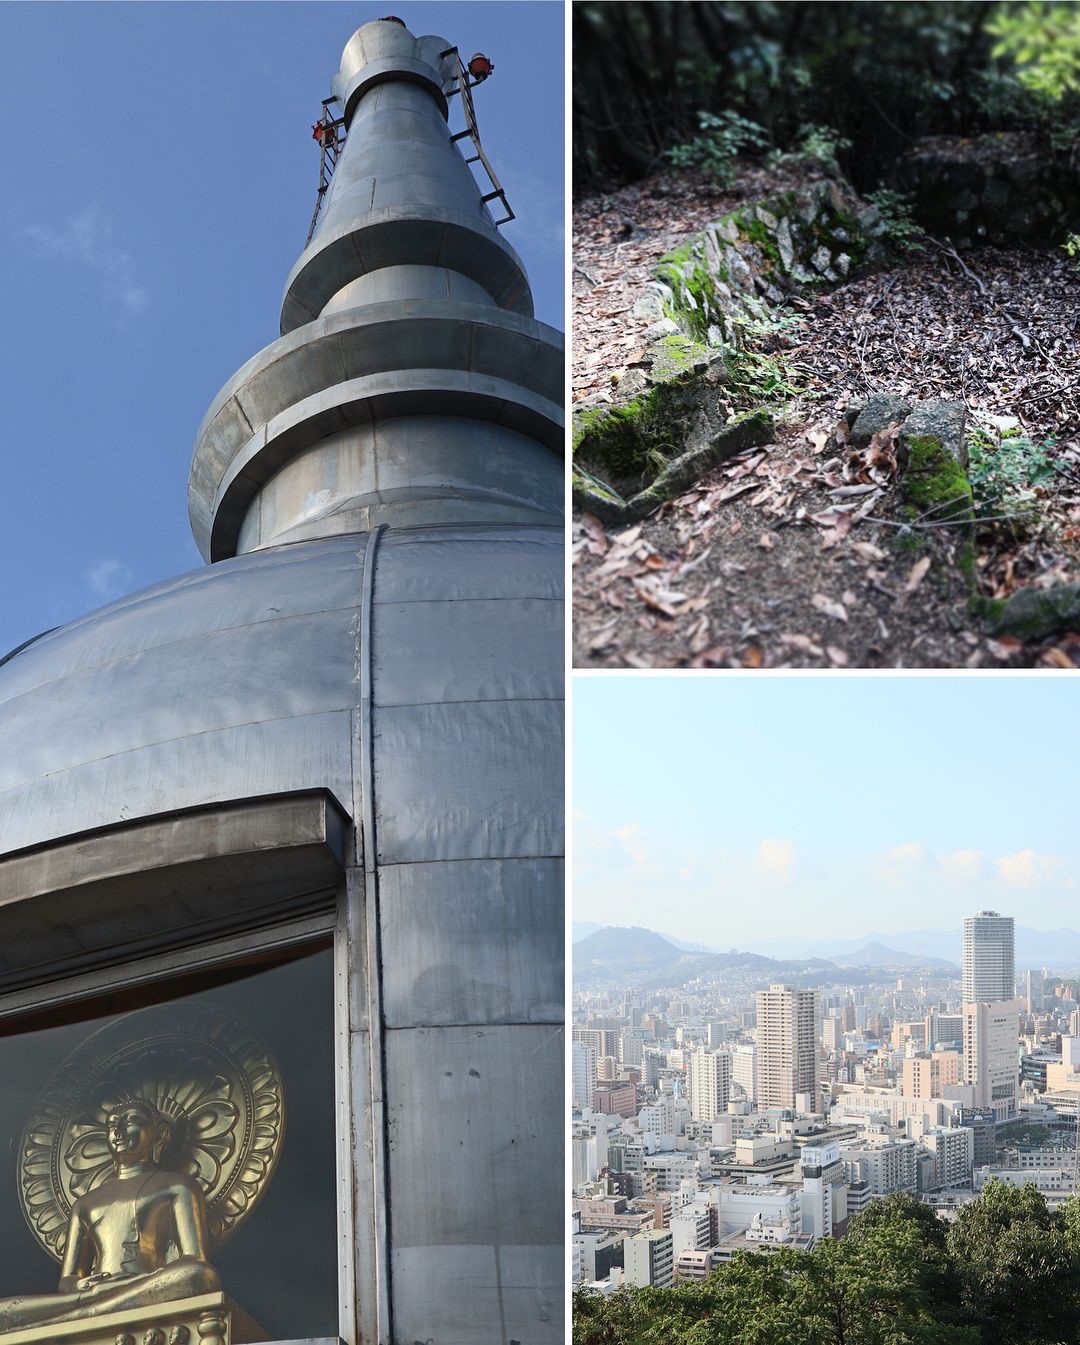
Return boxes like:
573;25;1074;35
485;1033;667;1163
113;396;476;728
443;48;515;227
306;97;346;245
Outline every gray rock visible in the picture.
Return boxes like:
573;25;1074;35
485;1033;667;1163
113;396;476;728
755;205;779;231
855;204;882;235
632;290;667;321
811;245;832;274
643;318;680;340
723;245;755;293
711;218;740;244
775;216;794;272
835;252;851;277
899;399;968;469
850;393;914;448
617;368;650;396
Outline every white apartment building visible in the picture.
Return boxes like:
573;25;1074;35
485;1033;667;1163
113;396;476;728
918;1126;974;1190
757;985;818;1110
963;911;1015;1002
687;1047;732;1122
670;1207;713;1257
573;1040;597;1111
638;1099;676;1136
731;1042;757;1102
624;1229;674;1288
642;1152;703;1192
842;1135;918;1196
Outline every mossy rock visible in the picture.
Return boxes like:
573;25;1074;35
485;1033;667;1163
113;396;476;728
897;401;972;523
983;582;1080;641
901;434;974;522
572;380;706;498
623;409;774;517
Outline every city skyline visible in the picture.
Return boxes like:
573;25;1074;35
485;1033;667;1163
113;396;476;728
574;677;1079;948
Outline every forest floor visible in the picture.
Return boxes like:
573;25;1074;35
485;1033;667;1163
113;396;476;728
572;168;1080;668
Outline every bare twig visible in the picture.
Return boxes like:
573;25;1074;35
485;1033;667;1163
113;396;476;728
926;235;989;298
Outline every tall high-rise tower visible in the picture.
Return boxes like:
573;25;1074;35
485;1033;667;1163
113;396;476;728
756;985;818;1110
963;911;1015;1002
0;17;562;1345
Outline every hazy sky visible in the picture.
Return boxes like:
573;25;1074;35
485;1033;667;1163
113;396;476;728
573;675;1080;947
0;0;562;658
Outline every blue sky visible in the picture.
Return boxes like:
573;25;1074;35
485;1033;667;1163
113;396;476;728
573;676;1080;947
0;1;563;658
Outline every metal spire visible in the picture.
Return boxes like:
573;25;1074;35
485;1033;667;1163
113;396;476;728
188;17;563;563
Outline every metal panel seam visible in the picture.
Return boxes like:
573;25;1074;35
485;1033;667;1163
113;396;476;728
357;524;392;1342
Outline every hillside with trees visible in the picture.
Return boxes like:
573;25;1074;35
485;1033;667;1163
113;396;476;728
572;2;1080;668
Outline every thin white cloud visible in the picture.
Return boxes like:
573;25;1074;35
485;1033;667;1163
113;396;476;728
994;848;1071;890
85;558;133;602
758;838;795;877
25;208;148;317
572;812;660;876
875;841;926;885
939;848;985;880
613;822;654;871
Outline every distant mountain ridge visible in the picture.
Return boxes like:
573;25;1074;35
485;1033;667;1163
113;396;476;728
744;925;1080;968
830;940;958;971
572;925;958;990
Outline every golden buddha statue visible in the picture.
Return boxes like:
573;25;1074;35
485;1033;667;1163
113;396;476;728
0;1100;220;1331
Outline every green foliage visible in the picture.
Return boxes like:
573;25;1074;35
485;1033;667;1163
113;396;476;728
796;122;853;173
1065;232;1080;266
575;3;1027;191
986;1;1080;100
864;189;927;254
966;418;1056;521
665;110;770;185
946;1179;1079;1344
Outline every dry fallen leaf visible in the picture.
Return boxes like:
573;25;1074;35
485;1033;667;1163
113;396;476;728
633;580;690;618
1040;647;1076;668
781;632;825;658
580;513;609;556
811;593;848;622
986;636;1023;660
904;556;932;594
